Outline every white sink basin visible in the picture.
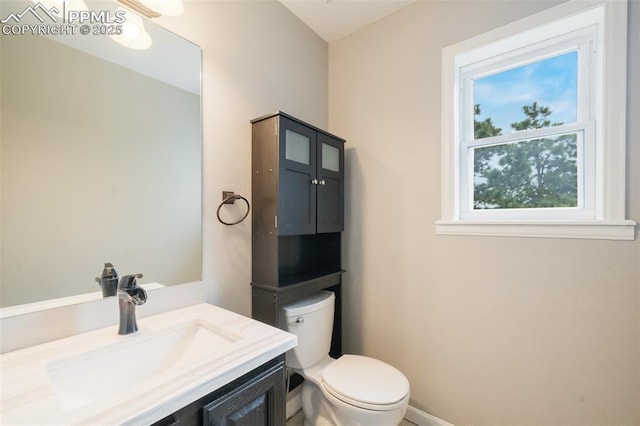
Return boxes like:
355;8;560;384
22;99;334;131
46;320;241;412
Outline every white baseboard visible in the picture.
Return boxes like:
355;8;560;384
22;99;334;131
405;405;454;426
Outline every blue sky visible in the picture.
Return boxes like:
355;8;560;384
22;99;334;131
473;51;577;135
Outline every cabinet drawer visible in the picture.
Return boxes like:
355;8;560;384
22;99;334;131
203;362;285;426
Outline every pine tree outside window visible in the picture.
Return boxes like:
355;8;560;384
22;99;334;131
437;0;635;240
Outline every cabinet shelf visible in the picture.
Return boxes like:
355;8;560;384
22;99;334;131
252;270;343;293
278;269;343;289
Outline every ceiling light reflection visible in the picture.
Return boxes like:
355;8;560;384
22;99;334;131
109;7;152;50
136;0;183;17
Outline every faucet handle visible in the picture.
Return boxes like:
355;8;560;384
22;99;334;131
95;263;119;297
118;273;143;290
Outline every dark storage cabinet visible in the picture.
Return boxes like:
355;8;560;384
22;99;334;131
251;112;345;357
251;112;345;289
152;357;285;426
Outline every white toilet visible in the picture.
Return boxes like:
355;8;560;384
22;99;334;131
280;291;410;426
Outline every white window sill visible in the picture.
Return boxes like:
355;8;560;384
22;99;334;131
435;220;636;240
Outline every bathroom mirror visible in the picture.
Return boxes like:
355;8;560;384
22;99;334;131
0;0;202;309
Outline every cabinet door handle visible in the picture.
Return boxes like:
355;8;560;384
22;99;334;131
320;180;326;185
311;179;319;185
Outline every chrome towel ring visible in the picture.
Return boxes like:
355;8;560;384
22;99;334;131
216;191;250;226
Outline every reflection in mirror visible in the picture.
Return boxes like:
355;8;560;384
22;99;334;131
0;0;202;310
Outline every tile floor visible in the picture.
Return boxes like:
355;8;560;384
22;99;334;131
285;411;304;426
286;410;417;425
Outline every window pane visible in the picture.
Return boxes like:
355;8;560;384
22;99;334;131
473;51;578;139
322;143;340;172
472;132;578;209
285;129;310;165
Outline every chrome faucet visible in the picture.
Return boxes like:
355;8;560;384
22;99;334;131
117;273;147;335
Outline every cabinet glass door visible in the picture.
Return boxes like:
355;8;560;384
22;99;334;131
317;134;344;233
278;117;317;235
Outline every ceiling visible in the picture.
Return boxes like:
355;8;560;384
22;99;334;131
278;0;415;42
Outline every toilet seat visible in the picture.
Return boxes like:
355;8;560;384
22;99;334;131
321;355;410;411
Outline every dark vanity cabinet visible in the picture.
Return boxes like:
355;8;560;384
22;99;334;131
251;112;345;357
152;357;285;426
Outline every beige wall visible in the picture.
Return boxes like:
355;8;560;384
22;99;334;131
156;1;328;316
329;1;639;424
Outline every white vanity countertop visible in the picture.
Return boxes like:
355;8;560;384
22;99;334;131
0;303;297;425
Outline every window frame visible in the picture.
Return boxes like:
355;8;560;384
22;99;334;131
437;0;635;240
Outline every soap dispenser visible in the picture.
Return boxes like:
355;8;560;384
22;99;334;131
95;262;118;297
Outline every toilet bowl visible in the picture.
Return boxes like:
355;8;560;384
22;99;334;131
280;291;410;426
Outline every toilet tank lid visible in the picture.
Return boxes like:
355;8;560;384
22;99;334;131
322;355;410;407
280;291;334;316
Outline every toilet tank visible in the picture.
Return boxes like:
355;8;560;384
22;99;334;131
279;291;335;370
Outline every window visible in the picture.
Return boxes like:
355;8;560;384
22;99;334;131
437;0;635;240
